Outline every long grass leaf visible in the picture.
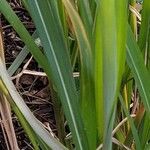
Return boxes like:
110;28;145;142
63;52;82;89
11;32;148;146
77;0;93;39
119;95;141;150
7;31;39;76
139;113;150;149
95;1;104;142
62;0;96;149
25;1;89;149
126;25;150;112
95;1;127;149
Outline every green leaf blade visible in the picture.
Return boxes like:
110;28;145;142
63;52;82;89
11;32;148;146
26;1;89;149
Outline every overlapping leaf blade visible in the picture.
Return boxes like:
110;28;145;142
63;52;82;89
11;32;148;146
95;1;127;149
26;0;89;150
127;25;150;112
62;0;96;149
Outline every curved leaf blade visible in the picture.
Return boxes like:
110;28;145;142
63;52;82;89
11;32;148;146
0;59;67;150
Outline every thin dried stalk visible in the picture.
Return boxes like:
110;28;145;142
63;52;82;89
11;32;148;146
0;18;19;150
